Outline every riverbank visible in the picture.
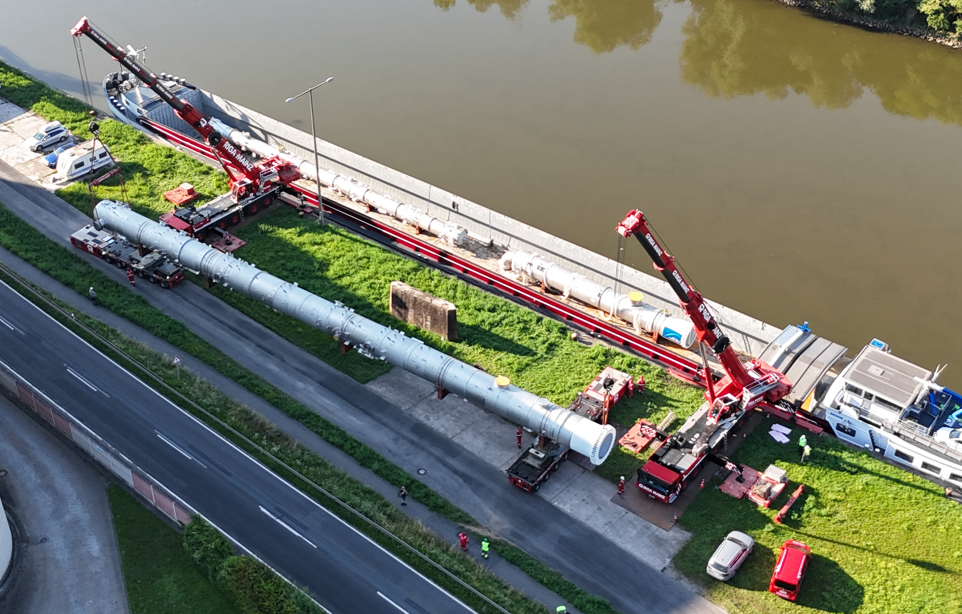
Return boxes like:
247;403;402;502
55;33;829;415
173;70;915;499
776;0;962;49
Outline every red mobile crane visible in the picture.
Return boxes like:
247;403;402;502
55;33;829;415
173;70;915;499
616;209;791;502
70;17;300;238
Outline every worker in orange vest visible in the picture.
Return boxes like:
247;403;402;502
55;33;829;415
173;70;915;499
126;266;136;286
458;531;469;551
618;476;626;495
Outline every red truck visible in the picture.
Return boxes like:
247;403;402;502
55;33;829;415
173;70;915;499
507;367;640;492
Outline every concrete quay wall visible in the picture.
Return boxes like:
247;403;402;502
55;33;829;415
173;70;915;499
202;92;781;357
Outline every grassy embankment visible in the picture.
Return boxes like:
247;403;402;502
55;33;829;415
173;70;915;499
673;418;962;614
108;484;240;614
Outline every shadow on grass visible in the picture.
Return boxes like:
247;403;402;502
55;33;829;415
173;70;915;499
788;526;954;575
455;322;535;356
797;553;864;613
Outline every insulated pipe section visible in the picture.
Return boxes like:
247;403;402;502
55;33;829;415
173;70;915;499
499;250;696;348
209;119;467;246
93;200;616;464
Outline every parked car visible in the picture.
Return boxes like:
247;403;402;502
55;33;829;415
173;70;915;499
706;531;754;581
769;540;811;601
26;121;68;151
43;142;75;168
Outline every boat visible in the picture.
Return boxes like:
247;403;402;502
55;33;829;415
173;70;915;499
98;58;962;492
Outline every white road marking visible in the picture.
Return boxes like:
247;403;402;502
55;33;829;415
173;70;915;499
156;431;207;468
0;315;23;333
377;591;411;614
259;505;317;549
65;366;101;393
2;279;472;613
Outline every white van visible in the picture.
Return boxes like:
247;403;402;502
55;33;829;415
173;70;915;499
55;142;114;181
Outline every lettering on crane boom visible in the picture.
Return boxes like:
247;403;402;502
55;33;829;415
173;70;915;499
698;302;714;325
220;140;255;173
671;270;691;296
643;233;663;258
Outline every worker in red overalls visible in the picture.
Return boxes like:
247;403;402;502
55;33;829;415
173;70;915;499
516;427;523;449
458;531;469;552
126;266;136;286
618;476;626;495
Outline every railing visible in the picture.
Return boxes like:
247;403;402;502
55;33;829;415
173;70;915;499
882;420;962;462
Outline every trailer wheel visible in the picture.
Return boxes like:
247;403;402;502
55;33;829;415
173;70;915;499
532;483;541;492
160;280;170;289
543;470;551;481
218;220;227;230
149;276;157;284
263;197;271;207
560;451;569;462
104;255;114;265
137;270;147;279
116;259;126;268
195;231;206;242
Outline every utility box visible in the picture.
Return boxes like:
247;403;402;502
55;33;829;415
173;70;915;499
390;281;458;341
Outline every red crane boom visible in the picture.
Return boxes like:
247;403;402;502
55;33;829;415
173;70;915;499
70;17;299;203
616;209;790;415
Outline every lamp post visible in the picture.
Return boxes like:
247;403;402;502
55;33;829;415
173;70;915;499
285;76;334;224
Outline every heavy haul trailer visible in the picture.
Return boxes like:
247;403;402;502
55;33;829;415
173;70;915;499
70;224;185;288
508;367;638;492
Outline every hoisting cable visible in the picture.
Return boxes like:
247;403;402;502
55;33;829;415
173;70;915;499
73;35;94;108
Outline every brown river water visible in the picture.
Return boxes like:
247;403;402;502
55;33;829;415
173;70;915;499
3;0;962;388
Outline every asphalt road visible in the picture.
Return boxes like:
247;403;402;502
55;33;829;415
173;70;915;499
0;279;474;614
0;152;723;614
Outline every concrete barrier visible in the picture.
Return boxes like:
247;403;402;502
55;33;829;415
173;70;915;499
201;93;781;357
0;359;195;527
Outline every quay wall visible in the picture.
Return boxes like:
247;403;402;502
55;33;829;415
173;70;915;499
202;92;782;357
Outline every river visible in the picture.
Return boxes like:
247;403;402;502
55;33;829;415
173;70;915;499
3;0;962;388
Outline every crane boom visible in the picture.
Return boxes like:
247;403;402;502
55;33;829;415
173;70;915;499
70;17;298;202
616;209;791;412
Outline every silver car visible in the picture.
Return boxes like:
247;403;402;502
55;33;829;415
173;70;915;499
706;530;754;581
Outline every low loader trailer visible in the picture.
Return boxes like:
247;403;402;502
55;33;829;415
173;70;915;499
508;367;640;492
70;224;185;288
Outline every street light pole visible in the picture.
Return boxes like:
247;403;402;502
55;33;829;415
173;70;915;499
286;76;334;225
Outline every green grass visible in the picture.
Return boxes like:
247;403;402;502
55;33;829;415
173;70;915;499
672;418;962;614
107;484;240;614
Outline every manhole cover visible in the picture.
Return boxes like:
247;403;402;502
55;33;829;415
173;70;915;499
417;468;426;475
39;537;48;544
0;469;7;478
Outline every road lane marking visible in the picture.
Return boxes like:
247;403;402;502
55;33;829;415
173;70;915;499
259;505;317;549
1;280;471;613
65;366;101;393
0;315;23;334
156;431;207;468
377;591;411;614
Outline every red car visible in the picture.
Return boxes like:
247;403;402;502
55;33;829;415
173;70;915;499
769;540;811;601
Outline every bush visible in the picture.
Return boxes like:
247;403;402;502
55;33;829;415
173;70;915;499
217;556;321;614
183;516;234;582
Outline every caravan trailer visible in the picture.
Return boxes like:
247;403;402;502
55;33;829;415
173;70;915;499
55;142;114;181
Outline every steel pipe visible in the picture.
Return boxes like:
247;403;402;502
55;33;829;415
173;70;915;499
208;119;467;246
93;200;616;464
499;250;696;348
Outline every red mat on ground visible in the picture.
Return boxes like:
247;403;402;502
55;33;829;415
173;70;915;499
619;420;657;453
720;465;761;500
164;183;199;205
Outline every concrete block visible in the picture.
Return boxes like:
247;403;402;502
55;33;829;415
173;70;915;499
390;281;458;341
